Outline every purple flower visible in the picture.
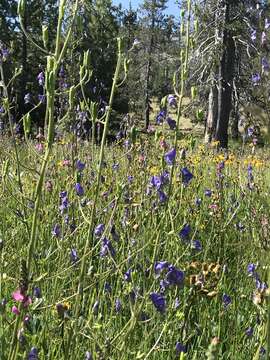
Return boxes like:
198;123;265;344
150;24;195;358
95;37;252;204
245;327;253;337
262;57;269;72
52;224;61;238
164;148;176;165
24;93;31;104
265;18;270;30
251;73;260;85
247;263;256;276
151;175;162;189
222;293;231;308
75;183;84;196
115;298;122;312
167;117;176;130
195;197;202;206
37;72;44;86
76;160;85;171
166;266;185;286
191;240;202;251
251;29;256;41
28;347;39;360
205;189;212;197
179;223;191;241
154;261;169;275
85;351;93;360
38;94;46;103
33;287;42;298
156;110;166;124
158;190;167;203
94;223;105;237
100;237;115;257
168;94;177;107
124;269;132;282
70;248;79;264
176;342;187;355
261;31;267;45
181;167;193;185
174;297;180;309
150;292;166;313
247;127;254;137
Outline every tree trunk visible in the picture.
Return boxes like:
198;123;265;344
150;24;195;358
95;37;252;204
205;85;218;143
144;15;154;130
215;1;235;148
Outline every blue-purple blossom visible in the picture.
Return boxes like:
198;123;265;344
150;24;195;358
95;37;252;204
205;189;212;197
251;29;256;41
167;117;176;130
251;73;260;85
150;292;166;313
179;223;191;241
247;263;256;276
164;148;176;165
245;327;253;337
100;237;115;257
262;57;270;72
222;293;231;308
265;18;270;30
33;287;42;298
181;167;193;185
176;342;187;355
158;190;167;203
76;160;85;171
94;224;105;237
124;269;132;282
166;265;185;286
115;298;122;312
168;94;177;107
28;347;39;360
262;31;267;45
70;248;79;264
191;240;202;251
52;224;61;238
75;183;84;196
37;72;44;86
154;261;169;274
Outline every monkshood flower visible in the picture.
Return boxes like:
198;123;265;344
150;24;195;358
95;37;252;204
37;72;44;86
85;351;93;360
251;73;260;85
251;29;256;41
70;248;79;264
245;327;253;337
261;31;267;45
265;18;270;30
33;287;42;298
168;94;177;107
179;223;191;241
38;94;46;103
124;268;132;282
76;160;85;172
52;224;61;238
247;127;254;137
247;263;256;276
191;240;202;251
205;189;212;197
167;117;176;130
154;261;169;275
165;148;176;165
75;183;84;196
24;93;32;104
95;223;105;237
150;292;166;313
176;342;187;355
222;293;231;308
115;298;122;312
28;347;39;360
158;190;167;203
100;237;115;257
166;265;185;286
181;167;193;185
156;110;166;124
262;57;270;72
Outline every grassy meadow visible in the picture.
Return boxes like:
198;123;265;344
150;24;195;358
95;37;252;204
0;129;270;359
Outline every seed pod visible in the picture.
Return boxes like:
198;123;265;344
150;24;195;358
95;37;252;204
69;86;75;109
23;113;31;137
17;0;25;18
42;25;49;49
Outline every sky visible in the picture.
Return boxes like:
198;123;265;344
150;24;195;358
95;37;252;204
112;0;180;16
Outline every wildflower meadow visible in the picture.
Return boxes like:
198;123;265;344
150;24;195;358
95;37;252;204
1;0;270;359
